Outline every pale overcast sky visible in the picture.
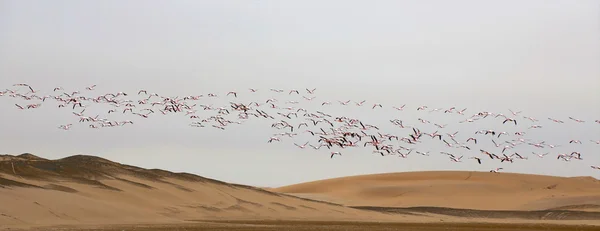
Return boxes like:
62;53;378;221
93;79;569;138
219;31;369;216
1;0;599;187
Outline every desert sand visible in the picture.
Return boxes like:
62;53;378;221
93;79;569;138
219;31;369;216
273;171;600;211
1;154;599;230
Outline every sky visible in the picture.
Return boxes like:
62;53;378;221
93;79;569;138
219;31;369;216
0;0;599;187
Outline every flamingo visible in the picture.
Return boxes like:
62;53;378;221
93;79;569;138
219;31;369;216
294;142;309;149
469;157;482;164
330;152;341;158
532;152;549;158
309;144;323;150
267;137;280;143
568;117;585;123
393;104;406;111
434;124;447;128
58;124;73;130
456;108;468;115
503;118;517;125
449;155;463;162
397;149;412;158
508;109;521;116
490;168;503;173
466;138;477;144
548;118;564;123
415;151;429;156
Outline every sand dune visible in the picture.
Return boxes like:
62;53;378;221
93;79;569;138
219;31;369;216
0;154;406;228
273;171;600;211
2;154;600;230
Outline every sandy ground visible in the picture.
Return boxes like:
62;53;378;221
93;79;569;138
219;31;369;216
1;154;600;230
12;221;600;231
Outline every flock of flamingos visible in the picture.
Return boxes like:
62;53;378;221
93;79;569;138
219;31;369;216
2;83;600;173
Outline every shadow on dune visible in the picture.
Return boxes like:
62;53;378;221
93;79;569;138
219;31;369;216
352;206;600;220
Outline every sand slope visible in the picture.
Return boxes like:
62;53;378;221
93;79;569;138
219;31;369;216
2;154;600;229
273;171;600;211
0;154;401;228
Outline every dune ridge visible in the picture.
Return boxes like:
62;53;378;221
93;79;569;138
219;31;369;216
0;153;404;228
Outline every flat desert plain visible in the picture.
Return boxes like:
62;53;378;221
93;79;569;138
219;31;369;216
1;154;600;231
